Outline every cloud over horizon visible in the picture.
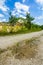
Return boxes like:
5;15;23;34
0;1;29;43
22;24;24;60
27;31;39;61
0;0;43;25
12;2;30;18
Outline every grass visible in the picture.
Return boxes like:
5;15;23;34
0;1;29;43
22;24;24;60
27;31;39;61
0;48;7;54
0;29;42;36
0;25;42;36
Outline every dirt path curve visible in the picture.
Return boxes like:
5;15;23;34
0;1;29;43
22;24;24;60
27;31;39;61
0;30;43;49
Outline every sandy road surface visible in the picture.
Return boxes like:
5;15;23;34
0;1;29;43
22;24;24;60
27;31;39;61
0;31;43;65
0;30;43;49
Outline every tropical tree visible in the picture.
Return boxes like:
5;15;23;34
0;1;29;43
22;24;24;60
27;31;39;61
26;13;34;29
9;12;18;26
40;25;43;29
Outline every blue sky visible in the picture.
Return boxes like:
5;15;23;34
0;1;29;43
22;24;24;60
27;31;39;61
0;0;43;25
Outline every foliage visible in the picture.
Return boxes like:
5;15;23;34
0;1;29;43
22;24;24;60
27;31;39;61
25;13;34;29
9;12;18;26
0;12;42;36
40;25;43;29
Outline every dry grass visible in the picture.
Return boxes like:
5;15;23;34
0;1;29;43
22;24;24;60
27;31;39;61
0;37;38;60
0;48;7;54
7;37;38;59
0;36;43;65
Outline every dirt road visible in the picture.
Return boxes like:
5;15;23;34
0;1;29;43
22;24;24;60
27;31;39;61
0;31;43;65
0;30;43;49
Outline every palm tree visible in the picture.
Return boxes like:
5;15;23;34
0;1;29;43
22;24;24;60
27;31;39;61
26;13;34;29
9;12;18;26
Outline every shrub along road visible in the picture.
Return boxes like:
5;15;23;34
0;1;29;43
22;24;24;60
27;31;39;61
0;30;43;49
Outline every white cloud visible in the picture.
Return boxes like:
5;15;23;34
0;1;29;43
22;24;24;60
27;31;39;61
0;0;9;11
0;0;5;5
3;19;6;22
33;15;43;25
35;15;43;19
22;0;26;3
41;8;43;10
15;2;29;12
35;0;43;11
0;14;4;17
17;9;22;13
37;16;43;19
19;14;26;19
0;18;7;22
36;0;43;5
0;6;9;11
0;0;9;22
12;2;30;18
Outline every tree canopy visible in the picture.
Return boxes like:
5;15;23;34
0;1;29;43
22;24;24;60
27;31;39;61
9;12;18;26
26;13;34;29
9;12;34;28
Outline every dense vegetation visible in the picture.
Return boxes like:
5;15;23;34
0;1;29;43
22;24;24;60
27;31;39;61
9;12;42;31
0;12;43;36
